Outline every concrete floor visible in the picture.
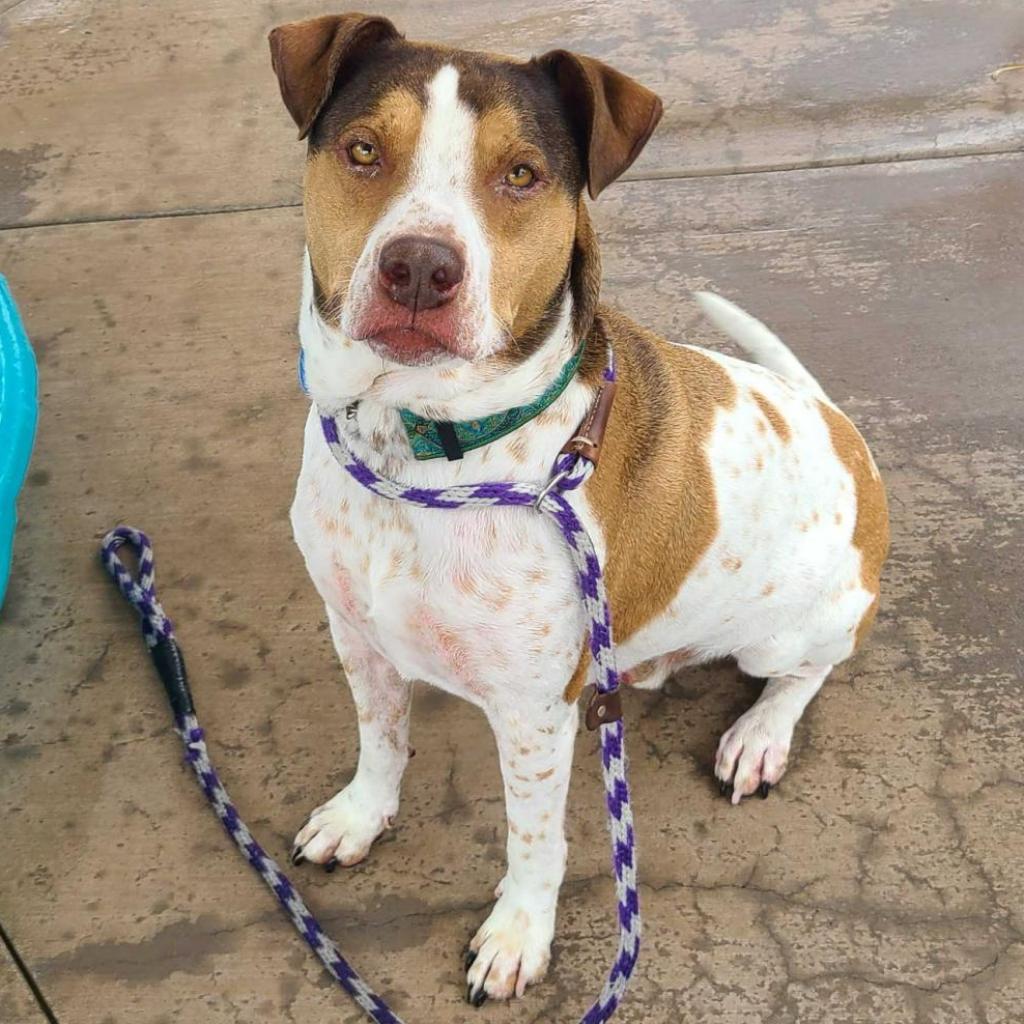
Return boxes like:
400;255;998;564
2;2;1023;1022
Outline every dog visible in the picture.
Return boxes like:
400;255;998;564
269;12;890;1005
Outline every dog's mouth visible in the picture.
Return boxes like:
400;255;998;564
363;325;457;366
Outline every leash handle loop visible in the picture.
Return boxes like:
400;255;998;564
100;526;174;644
100;526;194;716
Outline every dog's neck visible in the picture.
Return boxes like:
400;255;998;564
298;251;594;481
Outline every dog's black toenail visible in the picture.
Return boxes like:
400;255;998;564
466;984;475;1005
758;781;771;799
465;950;478;970
472;988;488;1008
324;857;338;873
290;847;305;866
718;780;728;796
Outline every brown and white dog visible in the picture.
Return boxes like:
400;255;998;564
269;13;889;1005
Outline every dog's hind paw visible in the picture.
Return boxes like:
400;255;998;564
715;704;793;804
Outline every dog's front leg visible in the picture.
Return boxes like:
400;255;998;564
466;696;578;1004
293;606;412;869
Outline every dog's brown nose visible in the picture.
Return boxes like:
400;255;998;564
378;235;464;311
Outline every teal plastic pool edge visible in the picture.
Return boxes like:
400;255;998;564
0;274;39;610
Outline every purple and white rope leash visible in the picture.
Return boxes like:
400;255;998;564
101;525;407;1024
100;361;641;1023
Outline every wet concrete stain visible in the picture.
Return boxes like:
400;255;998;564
92;297;116;329
36;914;242;983
180;437;222;473
0;143;54;223
219;659;252;690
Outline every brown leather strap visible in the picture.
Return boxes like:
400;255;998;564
585;687;623;730
561;379;617;464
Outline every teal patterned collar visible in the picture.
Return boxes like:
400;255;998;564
399;346;584;461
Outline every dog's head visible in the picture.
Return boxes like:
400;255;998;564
270;13;661;376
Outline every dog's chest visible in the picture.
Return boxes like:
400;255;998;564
291;411;585;700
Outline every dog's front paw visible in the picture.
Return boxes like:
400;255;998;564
715;703;794;804
291;784;393;869
465;885;554;1004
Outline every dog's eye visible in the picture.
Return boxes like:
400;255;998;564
348;140;380;166
504;164;536;189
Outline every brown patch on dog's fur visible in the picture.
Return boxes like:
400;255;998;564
818;401;890;649
473;103;578;350
751;390;791;443
304;86;423;303
581;309;737;650
567;202;602;344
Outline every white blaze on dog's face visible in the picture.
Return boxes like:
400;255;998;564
332;64;508;365
269;14;662;376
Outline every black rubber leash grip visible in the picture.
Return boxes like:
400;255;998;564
149;636;195;718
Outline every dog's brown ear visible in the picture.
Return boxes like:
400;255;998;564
537;50;662;199
269;13;401;140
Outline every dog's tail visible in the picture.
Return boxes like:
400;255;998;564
694;291;827;399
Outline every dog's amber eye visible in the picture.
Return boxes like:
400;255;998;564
348;140;379;166
504;164;536;188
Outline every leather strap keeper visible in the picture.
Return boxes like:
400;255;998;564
562;379;617;464
585;686;623;730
